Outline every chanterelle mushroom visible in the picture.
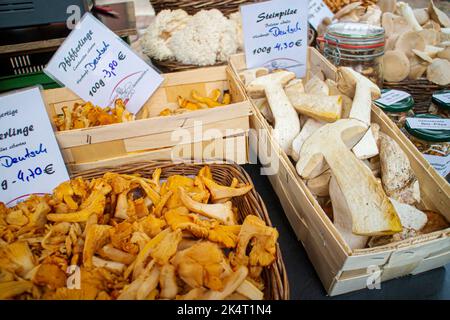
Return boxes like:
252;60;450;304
246;71;300;153
179;187;236;225
296;119;402;236
201;176;252;201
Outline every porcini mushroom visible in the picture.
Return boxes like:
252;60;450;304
247;71;300;153
306;169;332;197
296;119;402;236
291;117;326;162
329;175;369;249
382;50;411;81
239;67;269;86
379;133;420;205
286;92;342;122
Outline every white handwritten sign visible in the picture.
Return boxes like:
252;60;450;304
0;87;69;207
240;0;308;77
375;89;411;106
308;0;334;30
423;154;450;178
45;13;163;114
406;117;450;130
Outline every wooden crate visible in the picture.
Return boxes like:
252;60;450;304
229;49;450;296
42;66;251;173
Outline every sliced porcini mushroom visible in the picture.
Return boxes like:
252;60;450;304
378;0;397;13
291;117;326;162
383;50;410;82
412;49;433;62
296;119;402;236
304;76;329;95
287;93;342;122
178;187;236;225
329;175;368;249
325;79;340;95
252;98;274;123
352;124;380;160
239;67;269;86
285;78;305;95
428;0;450;28
306;169;332;197
395;31;426;57
413;8;429;26
418;29;441;45
427;58;450;85
397;2;423;31
334;2;363;20
247;71;300;153
340;95;353;119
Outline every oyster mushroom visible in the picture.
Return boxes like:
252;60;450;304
427;58;450;85
429;0;450;28
383;50;410;82
395;31;426;57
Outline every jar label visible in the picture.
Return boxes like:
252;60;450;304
423;154;450;178
434;92;450;104
406;117;450;130
375;89;410;106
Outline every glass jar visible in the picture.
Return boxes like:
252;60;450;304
405;114;450;156
320;22;385;87
429;90;450;118
374;89;415;128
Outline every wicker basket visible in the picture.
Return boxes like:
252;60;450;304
383;79;450;114
71;161;289;300
150;0;262;16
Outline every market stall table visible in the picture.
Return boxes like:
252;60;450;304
243;164;450;299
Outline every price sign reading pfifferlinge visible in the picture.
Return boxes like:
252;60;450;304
240;0;308;77
45;13;163;114
0;87;70;207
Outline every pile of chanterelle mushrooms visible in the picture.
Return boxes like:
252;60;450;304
0;167;278;300
239;66;449;250
317;0;450;85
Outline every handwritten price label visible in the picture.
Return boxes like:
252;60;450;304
0;87;69;207
241;0;308;77
45;13;163;114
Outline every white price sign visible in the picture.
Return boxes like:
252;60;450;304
308;0;334;30
433;92;450;104
406;117;450;130
240;0;308;77
423;154;450;178
45;13;163;114
375;90;411;106
0;87;70;207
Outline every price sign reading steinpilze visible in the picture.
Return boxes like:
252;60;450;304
0;87;69;207
240;0;308;77
45;13;163;114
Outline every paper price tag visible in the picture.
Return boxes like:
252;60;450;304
45;13;163;114
375;90;411;106
433;92;450;104
423;154;450;178
240;0;308;77
0;87;69;207
406;117;450;130
308;0;333;30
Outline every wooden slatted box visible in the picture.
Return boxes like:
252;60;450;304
229;48;450;296
42;66;251;173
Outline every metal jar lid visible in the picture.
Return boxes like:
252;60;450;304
322;22;385;64
432;90;450;111
374;89;415;112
